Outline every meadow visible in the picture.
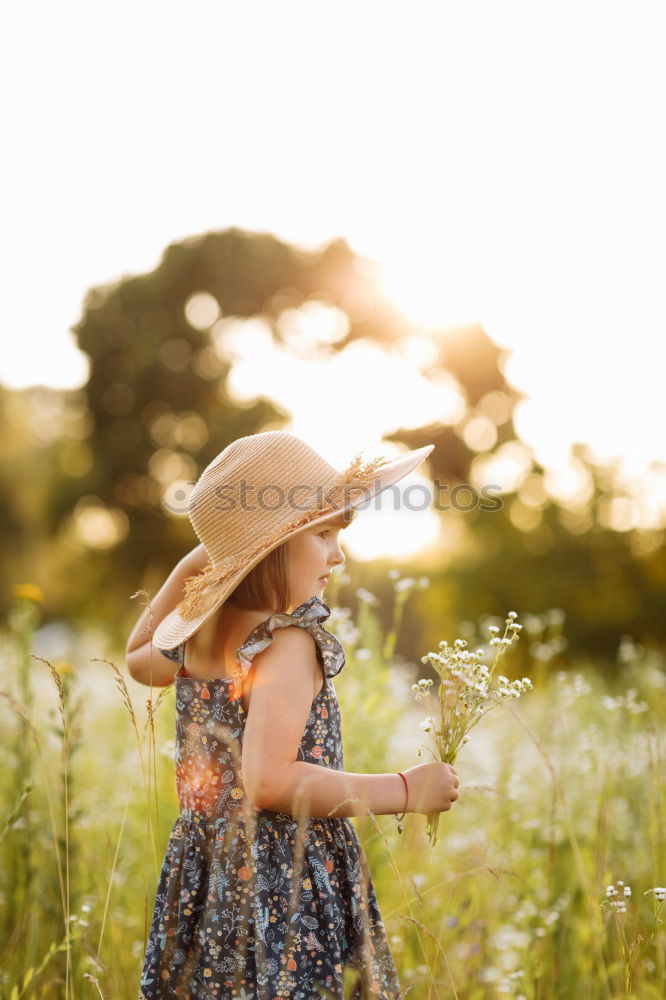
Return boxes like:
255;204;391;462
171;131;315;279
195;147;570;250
1;578;664;1000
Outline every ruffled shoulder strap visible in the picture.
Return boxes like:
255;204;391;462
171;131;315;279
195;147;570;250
236;595;346;680
157;642;185;666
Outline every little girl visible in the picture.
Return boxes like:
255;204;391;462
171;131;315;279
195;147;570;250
126;431;459;1000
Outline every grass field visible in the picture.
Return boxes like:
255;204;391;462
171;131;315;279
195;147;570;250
1;587;664;999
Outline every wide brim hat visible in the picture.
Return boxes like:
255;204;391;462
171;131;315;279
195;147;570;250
153;431;434;652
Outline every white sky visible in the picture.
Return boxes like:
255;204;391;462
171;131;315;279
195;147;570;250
2;0;664;498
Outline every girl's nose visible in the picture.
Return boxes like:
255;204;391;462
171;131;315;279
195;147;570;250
331;541;345;567
329;538;345;566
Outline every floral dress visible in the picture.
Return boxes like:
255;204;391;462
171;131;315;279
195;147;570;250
138;595;403;1000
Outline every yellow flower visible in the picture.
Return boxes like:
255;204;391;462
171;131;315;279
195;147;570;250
230;787;243;799
302;878;312;890
13;583;43;603
54;660;74;676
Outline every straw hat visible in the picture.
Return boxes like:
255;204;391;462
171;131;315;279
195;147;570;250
152;430;434;651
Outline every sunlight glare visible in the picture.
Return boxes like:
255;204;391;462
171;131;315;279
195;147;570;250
226;331;465;467
276;300;350;348
375;254;481;331
341;471;440;563
470;442;533;495
543;460;595;509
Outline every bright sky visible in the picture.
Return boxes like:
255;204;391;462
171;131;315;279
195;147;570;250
2;1;664;545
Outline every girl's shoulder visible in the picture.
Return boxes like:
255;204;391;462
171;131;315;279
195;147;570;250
236;596;346;681
155;596;345;684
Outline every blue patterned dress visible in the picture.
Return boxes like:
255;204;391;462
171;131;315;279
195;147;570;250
138;595;402;1000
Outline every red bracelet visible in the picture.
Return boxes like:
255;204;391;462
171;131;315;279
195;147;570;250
395;771;409;834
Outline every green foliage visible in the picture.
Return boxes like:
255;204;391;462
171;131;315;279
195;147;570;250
1;226;665;664
1;583;665;997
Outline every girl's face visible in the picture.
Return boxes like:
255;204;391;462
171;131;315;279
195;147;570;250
285;513;348;610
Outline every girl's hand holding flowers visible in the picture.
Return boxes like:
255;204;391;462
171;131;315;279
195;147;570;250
403;611;532;847
402;762;460;816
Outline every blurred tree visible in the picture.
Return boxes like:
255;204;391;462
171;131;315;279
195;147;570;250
54;228;437;628
387;321;524;484
0;227;663;665
382;324;666;662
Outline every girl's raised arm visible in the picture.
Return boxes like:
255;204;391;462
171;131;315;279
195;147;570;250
125;544;210;686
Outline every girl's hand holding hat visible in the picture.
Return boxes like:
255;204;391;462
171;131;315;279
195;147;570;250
179;542;211;574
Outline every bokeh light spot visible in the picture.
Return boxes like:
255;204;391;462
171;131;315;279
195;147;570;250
184;292;221;331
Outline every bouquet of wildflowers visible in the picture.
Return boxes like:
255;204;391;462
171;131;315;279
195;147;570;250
412;611;532;847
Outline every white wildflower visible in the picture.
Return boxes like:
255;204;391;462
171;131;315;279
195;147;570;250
411;678;434;701
646;667;665;689
531;642;556;661
338;625;361;646
415;610;529;845
605;880;631;913
356;587;379;605
617;635;641;663
602;690;649;713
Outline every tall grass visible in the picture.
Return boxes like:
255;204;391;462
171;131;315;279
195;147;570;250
0;580;664;999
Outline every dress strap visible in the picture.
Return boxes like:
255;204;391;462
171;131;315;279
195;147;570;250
156;642;185;667
154;596;344;683
235;595;346;681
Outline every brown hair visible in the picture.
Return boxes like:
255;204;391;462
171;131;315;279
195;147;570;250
185;545;290;670
227;506;356;612
227;541;292;613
